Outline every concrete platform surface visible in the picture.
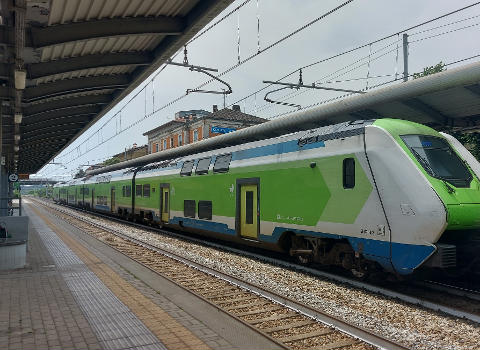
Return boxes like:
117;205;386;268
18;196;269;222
0;201;283;350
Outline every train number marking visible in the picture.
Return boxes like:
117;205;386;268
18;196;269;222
361;225;385;236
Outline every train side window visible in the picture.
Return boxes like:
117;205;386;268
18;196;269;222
122;186;126;197
136;184;142;197
195;157;211;175
184;200;196;218
245;191;254;224
143;184;150;197
84;188;89;195
198;201;212;220
181;160;195;176
343;158;355;189
126;185;131;197
213;153;232;173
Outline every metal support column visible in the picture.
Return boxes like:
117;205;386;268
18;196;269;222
403;33;409;82
0;104;6;216
0;166;8;216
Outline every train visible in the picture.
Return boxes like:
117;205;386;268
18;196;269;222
52;118;480;277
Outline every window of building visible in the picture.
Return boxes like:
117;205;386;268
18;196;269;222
136;184;143;196
343;158;355;189
198;201;212;220
170;137;174;148
143;184;150;197
195;157;211;175
155;143;159;152
213;153;232;173
193;130;198;142
163;139;167;150
180;160;195;176
178;134;183;146
184;200;195;218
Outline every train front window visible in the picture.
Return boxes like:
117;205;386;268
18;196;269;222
401;135;472;187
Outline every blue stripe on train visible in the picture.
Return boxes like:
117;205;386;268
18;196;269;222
169;216;434;275
231;139;325;161
140;139;326;174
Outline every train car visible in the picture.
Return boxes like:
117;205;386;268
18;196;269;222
110;168;135;218
133;161;180;222
52;182;63;203
55;118;480;277
83;168;135;215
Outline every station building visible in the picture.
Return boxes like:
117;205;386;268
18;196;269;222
143;105;267;154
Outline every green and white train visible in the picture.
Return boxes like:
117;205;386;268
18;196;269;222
53;119;480;276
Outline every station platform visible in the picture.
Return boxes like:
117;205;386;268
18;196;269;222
0;201;283;350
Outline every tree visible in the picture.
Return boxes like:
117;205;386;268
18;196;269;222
413;61;446;79
74;168;86;179
103;157;121;166
448;130;480;161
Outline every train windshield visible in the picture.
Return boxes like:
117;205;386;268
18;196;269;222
401;135;472;188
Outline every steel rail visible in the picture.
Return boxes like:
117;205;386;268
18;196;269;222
35;199;410;350
416;280;480;302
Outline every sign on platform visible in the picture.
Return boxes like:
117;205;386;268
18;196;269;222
8;173;19;182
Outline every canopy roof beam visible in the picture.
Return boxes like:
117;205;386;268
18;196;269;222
24;74;130;101
28;16;185;48
24;94;111;116
27;53;152;79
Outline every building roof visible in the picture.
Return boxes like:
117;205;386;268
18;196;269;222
143;120;185;137
208;108;268;124
143;107;267;137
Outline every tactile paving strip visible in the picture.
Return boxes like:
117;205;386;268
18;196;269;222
29;214;167;350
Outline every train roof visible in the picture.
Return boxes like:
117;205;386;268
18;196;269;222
135;119;376;178
82;167;136;184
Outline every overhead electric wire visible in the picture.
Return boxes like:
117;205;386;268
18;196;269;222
268;53;480;120
253;15;480;116
252;41;401;114
409;21;480;44
228;1;480;108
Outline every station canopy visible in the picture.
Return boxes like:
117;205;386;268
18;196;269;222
0;0;233;174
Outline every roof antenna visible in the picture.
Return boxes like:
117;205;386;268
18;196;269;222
167;46;232;96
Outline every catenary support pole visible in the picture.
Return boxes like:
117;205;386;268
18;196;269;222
403;33;409;82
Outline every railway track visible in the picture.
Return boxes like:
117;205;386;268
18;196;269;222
32;199;409;350
414;280;480;303
34;198;480;325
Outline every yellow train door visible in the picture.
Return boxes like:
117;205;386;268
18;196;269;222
240;184;258;239
161;187;170;223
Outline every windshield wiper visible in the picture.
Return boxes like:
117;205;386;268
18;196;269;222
410;148;437;177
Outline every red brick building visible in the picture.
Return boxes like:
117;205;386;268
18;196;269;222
143;105;267;154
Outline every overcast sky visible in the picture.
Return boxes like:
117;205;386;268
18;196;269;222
36;0;480;179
